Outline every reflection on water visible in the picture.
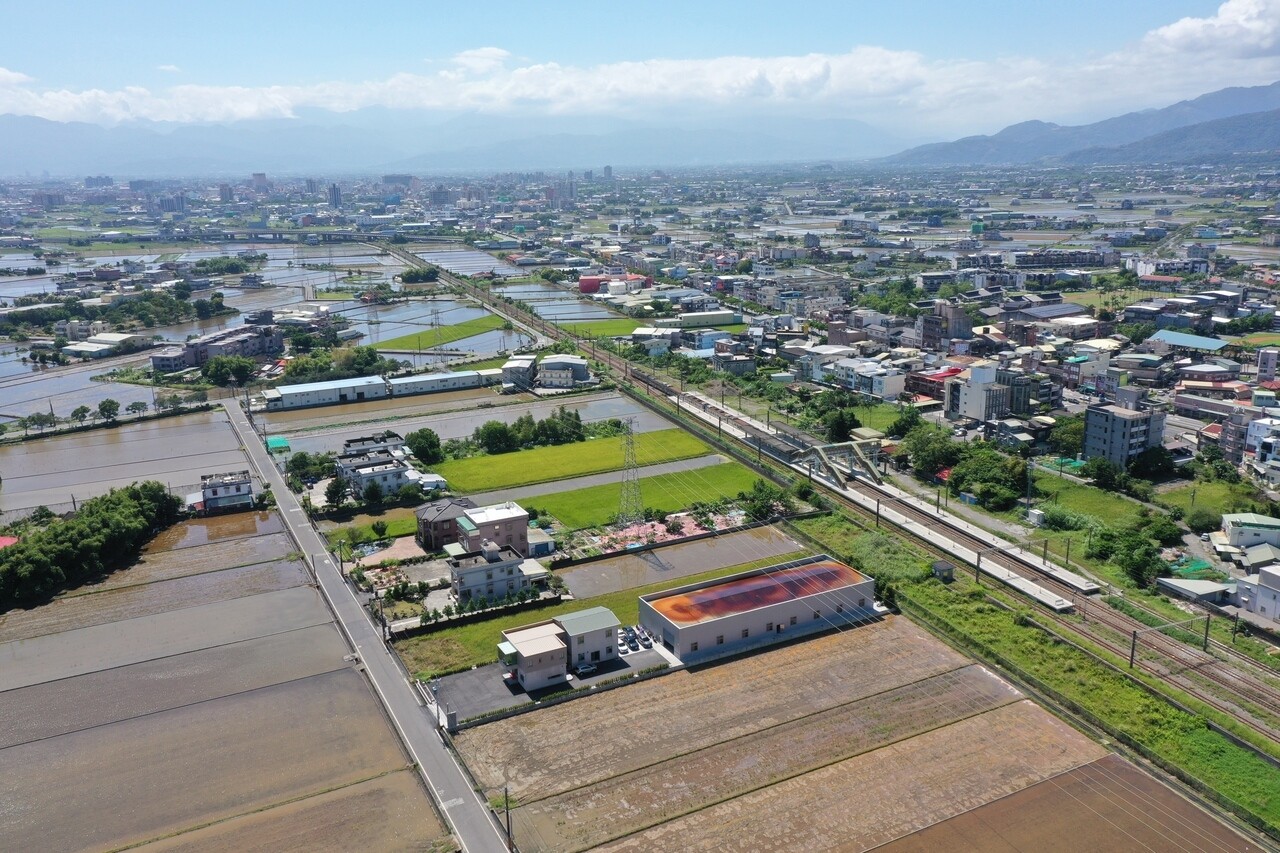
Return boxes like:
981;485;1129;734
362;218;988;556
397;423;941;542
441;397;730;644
147;512;284;550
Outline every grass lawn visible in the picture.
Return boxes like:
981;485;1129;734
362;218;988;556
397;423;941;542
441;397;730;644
1032;473;1145;524
534;462;760;529
1159;480;1262;517
395;549;808;678
1234;332;1280;349
852;403;907;434
375;314;506;350
434;429;711;493
325;511;419;547
1062;289;1165;309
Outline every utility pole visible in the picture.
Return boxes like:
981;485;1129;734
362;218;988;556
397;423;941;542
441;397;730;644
1129;630;1138;668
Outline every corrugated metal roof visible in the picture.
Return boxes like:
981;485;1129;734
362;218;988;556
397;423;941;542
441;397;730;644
1148;329;1227;351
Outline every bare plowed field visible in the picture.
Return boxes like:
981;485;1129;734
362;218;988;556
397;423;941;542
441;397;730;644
0;558;308;642
595;701;1106;853
457;619;970;801
0;585;330;691
511;664;1021;851
0;624;346;748
879;754;1261;853
135;769;450;853
0;669;408;853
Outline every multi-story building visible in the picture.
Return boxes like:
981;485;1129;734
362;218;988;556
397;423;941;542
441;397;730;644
457;501;529;555
449;541;546;604
946;362;1010;423
150;325;284;372
1082;387;1166;468
1259;348;1280;383
415;497;478;550
335;450;421;497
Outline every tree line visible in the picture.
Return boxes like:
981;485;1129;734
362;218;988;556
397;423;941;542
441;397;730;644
0;482;183;611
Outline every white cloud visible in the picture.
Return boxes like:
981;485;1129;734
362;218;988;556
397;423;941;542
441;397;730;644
0;67;34;86
1;4;1279;135
1143;0;1280;59
156;64;182;74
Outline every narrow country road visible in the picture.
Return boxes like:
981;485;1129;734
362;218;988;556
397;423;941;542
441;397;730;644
224;402;508;853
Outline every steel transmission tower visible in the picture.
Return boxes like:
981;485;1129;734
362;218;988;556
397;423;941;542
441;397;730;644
617;418;643;525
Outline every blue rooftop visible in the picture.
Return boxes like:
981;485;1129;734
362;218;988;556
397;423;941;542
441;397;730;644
1148;329;1227;351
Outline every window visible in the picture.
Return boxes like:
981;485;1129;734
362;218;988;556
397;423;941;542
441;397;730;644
690;642;699;652
606;645;613;654
813;610;821;620
741;628;749;639
716;635;724;645
836;603;844;614
577;636;584;645
577;652;584;662
858;598;866;608
765;622;773;632
790;616;797;626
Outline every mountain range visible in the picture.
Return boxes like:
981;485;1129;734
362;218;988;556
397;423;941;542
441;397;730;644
1;80;1278;177
881;81;1280;166
0;111;912;178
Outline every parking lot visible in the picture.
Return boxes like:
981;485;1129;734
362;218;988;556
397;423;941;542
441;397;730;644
434;624;670;723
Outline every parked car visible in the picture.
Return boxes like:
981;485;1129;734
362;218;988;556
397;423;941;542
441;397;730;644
575;663;597;676
627;638;641;651
639;636;653;649
618;645;630;655
1200;533;1211;541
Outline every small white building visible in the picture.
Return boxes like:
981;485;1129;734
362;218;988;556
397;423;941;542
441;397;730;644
189;470;255;514
1235;566;1280;624
498;606;621;691
449;541;547;603
638;556;878;663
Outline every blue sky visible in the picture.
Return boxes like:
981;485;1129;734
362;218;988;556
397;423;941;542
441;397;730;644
1;0;1277;134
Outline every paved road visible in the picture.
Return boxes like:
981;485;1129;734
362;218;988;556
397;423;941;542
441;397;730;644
465;453;727;506
224;402;507;853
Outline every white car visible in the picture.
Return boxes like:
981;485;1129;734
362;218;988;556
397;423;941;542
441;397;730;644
575;662;597;676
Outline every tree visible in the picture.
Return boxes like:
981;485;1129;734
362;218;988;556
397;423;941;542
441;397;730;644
824;408;861;443
325;476;348;506
474;420;518;454
901;425;961;479
362;480;384;505
737;479;795;521
192;299;213;319
70;405;91;424
371;520;388;538
1128;446;1175;482
202;355;256;386
1081;457;1124;491
886;405;923;439
126;401;148;416
1048;414;1085;457
397;483;422;503
97;398;120;422
1186;508;1222;535
406;428;444;465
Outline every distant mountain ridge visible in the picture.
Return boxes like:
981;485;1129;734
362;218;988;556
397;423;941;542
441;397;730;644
1061;107;1280;165
0;111;910;177
882;81;1280;166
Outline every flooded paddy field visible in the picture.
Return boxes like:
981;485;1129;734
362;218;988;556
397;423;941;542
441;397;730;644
258;385;519;431
0;670;410;853
0;624;346;749
0;511;452;851
135;769;446;853
0;409;247;514
0;557;308;643
0;585;331;691
283;391;674;455
561;525;804;599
